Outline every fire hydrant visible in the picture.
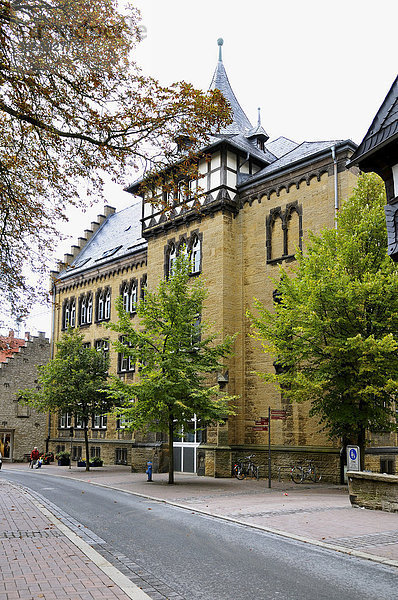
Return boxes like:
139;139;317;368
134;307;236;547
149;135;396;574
146;461;153;482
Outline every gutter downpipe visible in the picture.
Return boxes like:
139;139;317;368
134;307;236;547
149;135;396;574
331;145;338;229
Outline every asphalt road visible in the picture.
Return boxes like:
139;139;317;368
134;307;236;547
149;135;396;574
3;470;398;600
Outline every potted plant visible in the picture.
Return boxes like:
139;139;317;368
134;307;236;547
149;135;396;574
89;456;103;467
77;459;86;467
55;451;70;466
40;452;54;465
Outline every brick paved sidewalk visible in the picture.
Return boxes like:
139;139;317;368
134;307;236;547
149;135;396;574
0;479;150;600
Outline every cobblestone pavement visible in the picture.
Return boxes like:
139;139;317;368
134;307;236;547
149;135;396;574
0;478;180;600
1;463;397;600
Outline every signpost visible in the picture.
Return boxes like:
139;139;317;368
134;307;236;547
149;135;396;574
347;445;360;472
252;409;288;488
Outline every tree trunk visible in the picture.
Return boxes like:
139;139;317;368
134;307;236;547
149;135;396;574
168;416;174;485
84;425;90;472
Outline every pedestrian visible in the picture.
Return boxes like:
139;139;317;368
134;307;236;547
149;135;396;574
30;446;40;469
0;449;2;470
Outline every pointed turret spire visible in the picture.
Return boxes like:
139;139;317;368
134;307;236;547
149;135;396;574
209;39;252;135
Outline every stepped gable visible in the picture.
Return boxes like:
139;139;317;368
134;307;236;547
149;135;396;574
56;200;147;281
0;330;28;363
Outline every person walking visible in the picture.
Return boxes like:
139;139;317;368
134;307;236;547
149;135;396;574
30;447;40;469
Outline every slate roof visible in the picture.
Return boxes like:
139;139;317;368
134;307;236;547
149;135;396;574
209;58;253;135
58;202;147;281
239;140;353;187
265;136;299;158
348;75;398;166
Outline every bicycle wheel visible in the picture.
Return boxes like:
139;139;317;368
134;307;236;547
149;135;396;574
310;467;321;482
291;466;304;484
236;466;246;480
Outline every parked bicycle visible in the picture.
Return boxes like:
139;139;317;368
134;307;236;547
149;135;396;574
233;454;259;480
291;461;321;484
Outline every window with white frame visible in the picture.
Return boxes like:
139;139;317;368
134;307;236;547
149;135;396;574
97;288;111;322
190;236;201;274
62;298;76;330
121;280;137;314
118;337;135;373
95;339;109;360
169;243;177;277
92;414;107;429
59;412;72;429
70;299;76;327
80;293;93;326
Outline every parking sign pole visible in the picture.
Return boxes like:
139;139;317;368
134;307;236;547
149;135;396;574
268;406;271;489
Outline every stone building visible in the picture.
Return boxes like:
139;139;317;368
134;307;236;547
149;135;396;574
50;42;360;480
0;330;50;462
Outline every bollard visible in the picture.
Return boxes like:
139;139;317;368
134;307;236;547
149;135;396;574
146;460;153;482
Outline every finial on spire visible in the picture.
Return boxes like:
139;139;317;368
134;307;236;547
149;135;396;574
257;107;261;126
217;38;224;62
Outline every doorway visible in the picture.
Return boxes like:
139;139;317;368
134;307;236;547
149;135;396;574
0;432;12;460
173;417;204;473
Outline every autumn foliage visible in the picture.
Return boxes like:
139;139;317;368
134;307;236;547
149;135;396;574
0;1;231;321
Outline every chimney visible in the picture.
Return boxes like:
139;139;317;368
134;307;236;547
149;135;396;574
84;229;94;241
63;253;73;264
8;330;14;338
77;237;88;249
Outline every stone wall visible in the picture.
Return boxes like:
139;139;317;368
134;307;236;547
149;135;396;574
0;332;50;462
347;471;398;512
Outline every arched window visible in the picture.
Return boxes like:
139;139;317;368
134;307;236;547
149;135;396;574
191;236;201;274
63;303;70;329
80;297;87;325
97;289;111;322
169;244;177;277
104;289;111;319
87;293;93;323
130;281;137;312
122;284;130;312
98;292;105;321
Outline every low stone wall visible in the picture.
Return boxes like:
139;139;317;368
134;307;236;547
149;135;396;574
347;471;398;512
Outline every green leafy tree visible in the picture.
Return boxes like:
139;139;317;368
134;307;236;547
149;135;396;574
19;328;115;471
248;173;398;469
107;252;237;484
0;0;231;321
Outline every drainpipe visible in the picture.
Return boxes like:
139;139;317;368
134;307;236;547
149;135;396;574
331;145;338;228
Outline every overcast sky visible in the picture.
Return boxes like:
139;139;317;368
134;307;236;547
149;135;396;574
16;0;398;338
